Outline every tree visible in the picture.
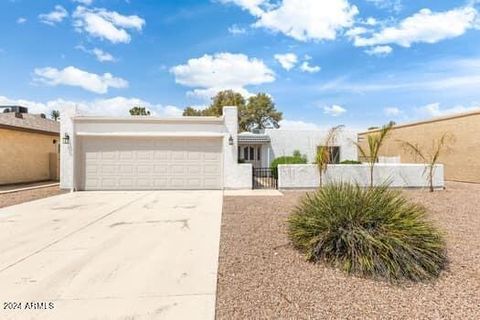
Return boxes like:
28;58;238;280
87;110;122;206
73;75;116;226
182;107;202;116
400;133;455;192
129;106;151;116
316;125;344;187
182;90;245;117
209;90;246;116
50;110;60;121
182;90;283;132
242;93;283;132
355;122;394;188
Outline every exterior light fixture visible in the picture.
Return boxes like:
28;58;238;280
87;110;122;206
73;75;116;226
228;135;234;145
62;133;70;145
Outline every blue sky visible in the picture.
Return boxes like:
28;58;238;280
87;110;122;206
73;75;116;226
1;0;480;130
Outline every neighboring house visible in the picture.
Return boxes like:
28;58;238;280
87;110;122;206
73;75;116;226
60;106;251;191
0;106;60;185
358;110;480;183
238;128;358;167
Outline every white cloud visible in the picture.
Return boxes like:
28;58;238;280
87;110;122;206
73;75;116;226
279;119;320;130
170;52;275;100
323;104;347;116
219;0;265;16
228;24;247;35
365;45;393;56
274;53;298;71
33;66;128;94
354;6;478;48
17;17;27;24
0;95;183;117
366;0;402;12
316;56;480;94
92;48;115;62
365;17;378;26
384;107;402;116
73;0;93;5
300;61;321;73
417;102;480;118
76;45;116;62
221;0;358;42
39;5;68;26
73;6;145;44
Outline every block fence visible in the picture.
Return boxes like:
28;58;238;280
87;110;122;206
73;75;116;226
278;164;444;189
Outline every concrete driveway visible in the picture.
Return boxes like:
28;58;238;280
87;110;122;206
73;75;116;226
0;191;223;320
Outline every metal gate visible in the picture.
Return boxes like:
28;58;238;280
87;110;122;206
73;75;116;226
252;167;278;189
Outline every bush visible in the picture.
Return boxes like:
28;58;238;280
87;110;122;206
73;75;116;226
340;159;362;164
288;183;447;282
270;150;307;170
270;151;307;178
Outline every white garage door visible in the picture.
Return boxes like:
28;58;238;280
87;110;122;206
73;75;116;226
80;137;223;190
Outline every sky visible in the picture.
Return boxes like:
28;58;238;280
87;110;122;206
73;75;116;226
1;0;480;130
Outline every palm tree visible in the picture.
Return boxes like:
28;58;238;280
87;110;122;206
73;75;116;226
50;110;60;121
316;125;344;187
400;133;454;192
355;122;394;188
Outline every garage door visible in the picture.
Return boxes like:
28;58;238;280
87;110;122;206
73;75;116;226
80;137;223;190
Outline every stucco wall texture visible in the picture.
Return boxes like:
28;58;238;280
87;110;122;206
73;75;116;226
0;128;59;185
358;112;480;183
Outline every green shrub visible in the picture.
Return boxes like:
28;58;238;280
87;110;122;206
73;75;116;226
270;151;307;178
340;160;362;164
288;183;447;282
270;150;307;170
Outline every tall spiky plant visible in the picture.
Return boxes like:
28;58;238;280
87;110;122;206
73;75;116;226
400;133;454;192
355;122;394;188
316;125;344;187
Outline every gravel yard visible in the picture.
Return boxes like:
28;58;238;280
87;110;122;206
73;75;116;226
0;186;66;209
216;182;480;319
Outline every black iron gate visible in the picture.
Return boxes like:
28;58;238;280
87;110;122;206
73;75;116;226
252;167;278;189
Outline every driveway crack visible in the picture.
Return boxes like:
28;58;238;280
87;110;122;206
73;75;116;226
0;192;153;273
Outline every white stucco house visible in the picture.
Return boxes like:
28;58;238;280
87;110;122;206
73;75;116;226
60;106;357;191
61;106;251;191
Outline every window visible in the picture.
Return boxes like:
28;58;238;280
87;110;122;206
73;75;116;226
249;147;254;160
257;147;261;161
244;147;249;160
317;146;340;164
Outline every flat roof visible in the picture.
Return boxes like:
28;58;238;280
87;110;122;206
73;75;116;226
73;115;224;124
359;109;480;135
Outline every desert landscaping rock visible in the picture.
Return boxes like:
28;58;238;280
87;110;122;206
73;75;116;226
0;186;66;209
216;182;480;319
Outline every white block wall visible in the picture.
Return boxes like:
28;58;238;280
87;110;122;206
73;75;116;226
278;164;444;189
60;106;77;190
223;107;252;189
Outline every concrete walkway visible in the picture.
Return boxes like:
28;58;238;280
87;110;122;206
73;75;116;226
0;191;223;320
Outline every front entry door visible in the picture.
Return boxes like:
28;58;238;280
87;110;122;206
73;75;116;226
241;145;262;168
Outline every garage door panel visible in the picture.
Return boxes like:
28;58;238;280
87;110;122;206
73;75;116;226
137;165;153;175
101;165;117;175
154;179;169;187
81;137;222;190
204;152;221;161
154;151;169;160
153;165;168;174
119;165;134;174
102;151;117;160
